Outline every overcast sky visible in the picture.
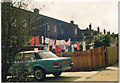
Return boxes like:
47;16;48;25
31;0;118;33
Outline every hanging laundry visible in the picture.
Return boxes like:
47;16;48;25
50;46;52;51
35;36;39;45
45;38;50;44
66;38;71;46
29;37;35;45
59;45;61;53
56;40;60;45
64;45;66;49
47;45;50;51
59;40;65;45
55;45;59;54
52;40;55;45
68;46;71;52
65;49;68;52
49;39;53;46
43;47;46;50
41;36;44;43
64;40;67;45
61;45;64;50
83;42;86;51
73;44;77;48
71;45;74;52
52;45;55;50
77;43;80;50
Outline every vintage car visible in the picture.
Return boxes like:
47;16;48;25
9;50;73;81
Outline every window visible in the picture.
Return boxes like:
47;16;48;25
11;16;16;27
91;32;93;36
54;26;57;32
38;51;58;59
24;53;36;61
47;24;50;31
61;29;64;34
23;19;27;28
75;28;77;34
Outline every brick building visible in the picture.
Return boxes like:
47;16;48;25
2;2;101;45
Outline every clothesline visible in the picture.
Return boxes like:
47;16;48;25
28;36;86;53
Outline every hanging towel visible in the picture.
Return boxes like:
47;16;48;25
77;43;80;50
49;39;53;46
61;45;64;50
45;38;50;44
72;45;74;52
83;42;86;51
41;36;44;43
35;36;39;45
56;40;60;45
65;49;68;52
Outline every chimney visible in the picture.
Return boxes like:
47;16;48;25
70;20;74;24
89;23;92;30
34;8;39;14
104;29;106;34
97;27;100;33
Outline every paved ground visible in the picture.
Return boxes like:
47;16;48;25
7;63;119;82
44;66;119;82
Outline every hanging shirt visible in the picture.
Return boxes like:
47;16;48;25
55;45;59;54
29;37;35;45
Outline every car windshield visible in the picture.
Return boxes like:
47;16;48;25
38;51;58;59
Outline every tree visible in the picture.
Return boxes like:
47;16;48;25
93;33;111;48
2;2;30;81
2;1;46;81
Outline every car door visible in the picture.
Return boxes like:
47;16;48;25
9;53;23;75
23;53;36;73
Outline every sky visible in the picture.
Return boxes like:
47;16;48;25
30;0;118;33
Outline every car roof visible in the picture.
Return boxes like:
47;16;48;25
19;50;49;54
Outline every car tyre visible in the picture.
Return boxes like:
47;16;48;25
34;68;46;81
53;72;62;77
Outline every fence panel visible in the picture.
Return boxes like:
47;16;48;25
106;47;118;65
57;46;116;71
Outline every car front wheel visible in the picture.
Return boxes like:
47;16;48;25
34;68;46;81
53;72;62;77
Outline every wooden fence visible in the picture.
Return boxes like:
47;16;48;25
106;47;118;66
57;46;118;71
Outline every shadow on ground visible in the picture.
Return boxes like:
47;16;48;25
8;76;81;82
